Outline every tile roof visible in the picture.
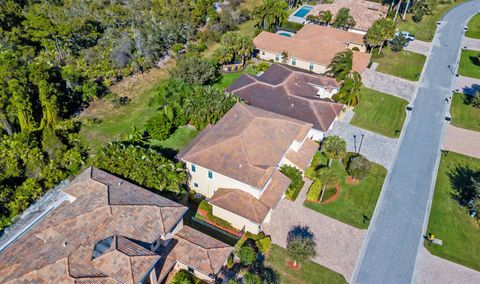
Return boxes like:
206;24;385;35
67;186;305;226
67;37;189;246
253;24;371;72
156;226;233;281
285;138;319;172
209;170;291;224
308;0;388;32
226;64;344;131
0;167;187;284
178;103;312;189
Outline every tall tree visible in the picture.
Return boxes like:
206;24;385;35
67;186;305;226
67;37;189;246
326;50;353;81
366;18;396;54
332;8;356;29
253;0;288;31
316;167;338;202
286;226;317;267
322;135;347;167
337;71;363;107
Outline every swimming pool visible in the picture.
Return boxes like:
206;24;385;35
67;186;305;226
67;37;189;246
278;32;292;37
293;6;313;18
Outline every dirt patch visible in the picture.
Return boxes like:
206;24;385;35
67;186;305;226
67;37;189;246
346;176;360;185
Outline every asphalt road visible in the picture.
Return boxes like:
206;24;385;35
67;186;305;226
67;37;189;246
352;2;480;283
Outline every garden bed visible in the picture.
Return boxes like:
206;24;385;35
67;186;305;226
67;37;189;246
196;201;242;237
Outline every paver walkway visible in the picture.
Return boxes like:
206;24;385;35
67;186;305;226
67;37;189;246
453;75;480;95
362;68;417;102
263;178;366;280
443;124;480;158
327;121;398;169
418;248;480;283
405;40;432;56
462;37;480;51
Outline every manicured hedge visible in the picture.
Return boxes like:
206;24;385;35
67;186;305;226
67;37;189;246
280;165;305;201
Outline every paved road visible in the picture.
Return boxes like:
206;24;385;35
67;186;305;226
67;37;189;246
352;2;480;283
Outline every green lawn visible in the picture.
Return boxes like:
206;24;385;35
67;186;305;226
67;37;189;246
426;152;480;271
398;1;468;42
304;152;387;229
213;65;257;90
149;126;198;150
265;244;346;284
373;47;426;81
459;49;480;79
450;93;480;131
466;13;480;39
350;88;408;138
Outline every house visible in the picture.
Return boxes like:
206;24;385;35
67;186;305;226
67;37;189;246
0;167;232;284
307;0;388;34
253;24;371;74
226;63;344;140
178;103;318;234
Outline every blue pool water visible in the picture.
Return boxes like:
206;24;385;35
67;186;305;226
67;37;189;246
293;6;313;18
278;32;292;37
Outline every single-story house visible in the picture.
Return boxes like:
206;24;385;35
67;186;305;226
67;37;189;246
178;103;318;234
253;24;371;74
307;0;388;34
226;63;344;140
0;167;232;284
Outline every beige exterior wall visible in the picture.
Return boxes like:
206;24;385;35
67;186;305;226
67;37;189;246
211;204;262;234
185;161;262;199
257;49;328;74
347;42;367;52
174;261;215;283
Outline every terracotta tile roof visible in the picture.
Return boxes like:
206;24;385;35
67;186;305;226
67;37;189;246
0;167;187;284
209;170;290;224
178;103;312;189
253;25;371;72
156;226;233;282
308;0;388;31
226;64;344;131
285;138;319;171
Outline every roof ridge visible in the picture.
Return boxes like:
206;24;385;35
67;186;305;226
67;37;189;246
228;74;260;93
309;101;328;131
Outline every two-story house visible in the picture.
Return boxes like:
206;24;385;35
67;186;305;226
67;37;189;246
178;103;318;234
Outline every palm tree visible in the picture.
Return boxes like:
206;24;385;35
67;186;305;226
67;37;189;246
322;135;347;167
316;168;338;202
318;10;333;26
326;50;353;81
366;18;396;54
253;0;288;31
237;35;254;66
332;8;356;29
337;71;363;107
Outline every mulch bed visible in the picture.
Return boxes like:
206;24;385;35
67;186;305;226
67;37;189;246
345;176;360;185
286;259;301;270
306;184;341;204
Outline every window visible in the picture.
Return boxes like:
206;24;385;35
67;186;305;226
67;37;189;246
188;266;194;274
275;54;280;61
208;170;213;179
291;58;296;66
309;63;314;71
194;182;199;188
262;51;265;55
191;164;196;172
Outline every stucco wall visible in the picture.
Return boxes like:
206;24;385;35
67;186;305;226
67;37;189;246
185;161;262;199
211;204;261;234
174;262;215;283
257;50;328;74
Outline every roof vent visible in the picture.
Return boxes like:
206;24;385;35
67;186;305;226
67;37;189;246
291;103;294;108
63;241;68;247
239;164;243;168
117;181;124;186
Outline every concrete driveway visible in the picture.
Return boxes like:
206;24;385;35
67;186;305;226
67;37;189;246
443;124;480;158
263;179;366;280
453;75;480;95
405;40;432;56
462;37;480;51
362;69;417;102
327;121;399;169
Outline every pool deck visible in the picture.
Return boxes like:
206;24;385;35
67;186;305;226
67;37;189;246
288;5;313;24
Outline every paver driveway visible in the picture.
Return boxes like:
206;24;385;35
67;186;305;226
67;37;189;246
443;124;480;158
453;75;480;95
462;37;480;51
405;40;432;56
362;69;417;102
263;179;366;280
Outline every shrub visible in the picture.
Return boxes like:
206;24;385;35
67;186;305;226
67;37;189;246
390;35;408;52
145;112;175;140
348;155;372;180
351;47;360;51
198;200;211;212
243;272;261;284
227;253;234;269
197;200;236;230
280;165;305;201
279;21;304;31
306;181;322;202
252;61;270;73
171;56;219;85
255;236;271;254
171;270;193;284
239;245;256;265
